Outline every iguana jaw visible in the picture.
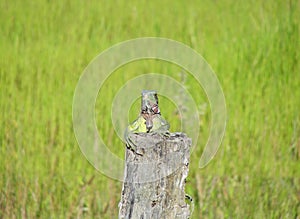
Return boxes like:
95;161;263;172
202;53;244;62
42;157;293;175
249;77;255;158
140;111;152;132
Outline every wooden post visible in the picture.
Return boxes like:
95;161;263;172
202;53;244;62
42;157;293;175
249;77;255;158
119;132;192;219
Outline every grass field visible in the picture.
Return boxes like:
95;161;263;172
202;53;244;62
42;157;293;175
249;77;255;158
1;0;300;218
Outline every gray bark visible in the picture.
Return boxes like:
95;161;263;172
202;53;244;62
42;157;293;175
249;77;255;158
119;132;192;219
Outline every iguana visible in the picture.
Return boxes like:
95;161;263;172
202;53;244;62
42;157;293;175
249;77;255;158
123;90;194;215
124;90;170;153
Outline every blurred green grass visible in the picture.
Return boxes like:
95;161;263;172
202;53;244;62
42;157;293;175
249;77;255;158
1;0;299;218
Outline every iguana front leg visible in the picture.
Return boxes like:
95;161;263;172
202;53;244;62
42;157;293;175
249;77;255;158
150;114;170;137
124;116;147;154
124;128;136;152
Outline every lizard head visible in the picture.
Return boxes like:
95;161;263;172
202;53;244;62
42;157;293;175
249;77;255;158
141;90;161;132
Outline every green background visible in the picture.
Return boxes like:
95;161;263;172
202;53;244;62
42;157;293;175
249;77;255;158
1;0;299;218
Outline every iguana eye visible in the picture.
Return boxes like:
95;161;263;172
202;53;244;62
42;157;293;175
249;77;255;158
152;105;159;114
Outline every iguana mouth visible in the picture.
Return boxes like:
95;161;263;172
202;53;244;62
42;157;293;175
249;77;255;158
145;117;153;133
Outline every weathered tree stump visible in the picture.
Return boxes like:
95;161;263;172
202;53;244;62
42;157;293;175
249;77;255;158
119;132;192;219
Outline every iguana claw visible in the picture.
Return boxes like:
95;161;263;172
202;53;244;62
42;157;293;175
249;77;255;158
185;194;194;217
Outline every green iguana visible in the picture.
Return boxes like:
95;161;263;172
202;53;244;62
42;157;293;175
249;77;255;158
123;90;194;215
124;90;170;153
